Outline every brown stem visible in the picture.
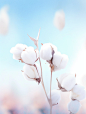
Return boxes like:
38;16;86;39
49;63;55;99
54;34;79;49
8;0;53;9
50;69;52;114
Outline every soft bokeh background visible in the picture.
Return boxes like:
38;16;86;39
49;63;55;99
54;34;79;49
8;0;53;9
0;0;86;113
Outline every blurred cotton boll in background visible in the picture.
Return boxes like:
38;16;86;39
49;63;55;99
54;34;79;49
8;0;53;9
81;74;86;87
53;10;65;30
71;84;86;101
70;44;86;84
0;6;9;35
68;100;81;114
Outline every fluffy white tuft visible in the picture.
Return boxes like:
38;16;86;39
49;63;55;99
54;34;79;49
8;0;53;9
58;73;76;91
21;46;37;65
22;63;41;80
53;52;68;71
53;10;65;30
40;43;57;61
10;44;27;60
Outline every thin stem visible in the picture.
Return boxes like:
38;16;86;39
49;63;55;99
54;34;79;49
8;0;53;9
37;28;50;104
39;57;49;102
50;69;52;114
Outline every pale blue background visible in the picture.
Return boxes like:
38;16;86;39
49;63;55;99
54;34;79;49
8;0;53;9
0;0;86;96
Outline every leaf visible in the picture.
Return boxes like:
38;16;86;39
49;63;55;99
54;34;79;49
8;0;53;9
37;28;41;40
27;34;38;47
27;28;41;47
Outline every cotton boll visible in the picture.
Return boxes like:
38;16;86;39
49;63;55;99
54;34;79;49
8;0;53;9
23;63;41;80
71;84;86;101
52;52;63;67
57;73;76;91
48;90;61;106
59;54;69;69
15;44;27;51
40;43;57;61
10;44;27;60
11;47;21;56
58;73;68;84
23;64;35;79
61;74;76;91
52;53;68;71
40;43;52;60
13;54;21;60
21;46;37;65
68;100;81;114
10;44;27;59
49;43;57;52
53;10;65;30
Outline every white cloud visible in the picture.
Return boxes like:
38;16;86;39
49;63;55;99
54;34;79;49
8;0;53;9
0;6;9;35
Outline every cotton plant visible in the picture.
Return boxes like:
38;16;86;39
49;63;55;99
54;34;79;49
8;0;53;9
10;29;86;114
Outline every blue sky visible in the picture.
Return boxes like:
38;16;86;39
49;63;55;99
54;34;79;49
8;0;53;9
0;0;86;95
